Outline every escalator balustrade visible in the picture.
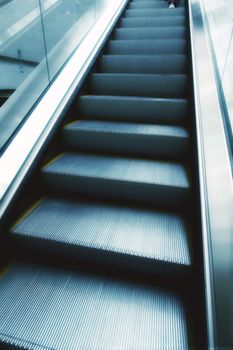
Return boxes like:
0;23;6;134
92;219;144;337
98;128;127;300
0;1;205;349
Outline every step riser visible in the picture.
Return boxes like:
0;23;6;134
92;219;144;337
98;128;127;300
43;172;189;207
63;130;189;159
124;9;185;17
78;96;189;125
114;28;186;40
13;235;189;278
107;40;187;55
100;55;187;74
128;2;185;9
90;74;188;99
120;17;186;28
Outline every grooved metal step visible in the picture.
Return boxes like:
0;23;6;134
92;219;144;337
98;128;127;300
12;198;191;274
100;55;187;74
42;153;190;206
0;263;189;349
107;39;187;55
124;8;186;17
120;16;186;28
63;120;189;158
90;73;188;98
78;95;189;124
114;27;186;40
128;1;185;9
131;0;185;3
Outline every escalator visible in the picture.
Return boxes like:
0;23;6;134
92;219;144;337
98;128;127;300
0;0;207;349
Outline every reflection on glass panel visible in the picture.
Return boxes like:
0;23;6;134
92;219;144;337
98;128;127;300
41;0;96;80
203;0;233;76
95;0;115;15
221;35;233;139
0;0;49;104
0;0;49;149
203;0;233;146
0;0;121;150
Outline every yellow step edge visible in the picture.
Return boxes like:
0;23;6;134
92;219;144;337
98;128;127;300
12;198;45;228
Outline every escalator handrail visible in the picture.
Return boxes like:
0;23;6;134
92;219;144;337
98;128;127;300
189;0;233;348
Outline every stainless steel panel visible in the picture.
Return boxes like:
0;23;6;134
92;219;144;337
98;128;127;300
189;0;233;347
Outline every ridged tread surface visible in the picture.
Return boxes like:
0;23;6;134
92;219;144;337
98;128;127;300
64;120;189;158
65;120;188;138
43;153;189;188
12;198;191;268
0;263;189;350
42;153;190;206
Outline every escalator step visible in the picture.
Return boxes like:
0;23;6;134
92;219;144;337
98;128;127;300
63;120;189;158
42;153;190;206
90;73;188;98
12;198;191;274
120;16;186;28
0;263;189;349
78;95;189;124
128;1;185;9
107;39;186;55
131;0;185;2
114;27;186;40
124;8;185;17
129;2;169;9
100;55;187;74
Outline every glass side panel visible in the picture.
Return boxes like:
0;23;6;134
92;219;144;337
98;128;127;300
0;0;120;151
202;0;233;144
40;0;95;81
95;0;115;15
221;36;233;139
0;0;49;98
0;0;49;149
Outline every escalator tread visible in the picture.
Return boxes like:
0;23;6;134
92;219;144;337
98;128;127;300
63;120;189;158
0;263;189;350
42;152;190;206
11;198;191;270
